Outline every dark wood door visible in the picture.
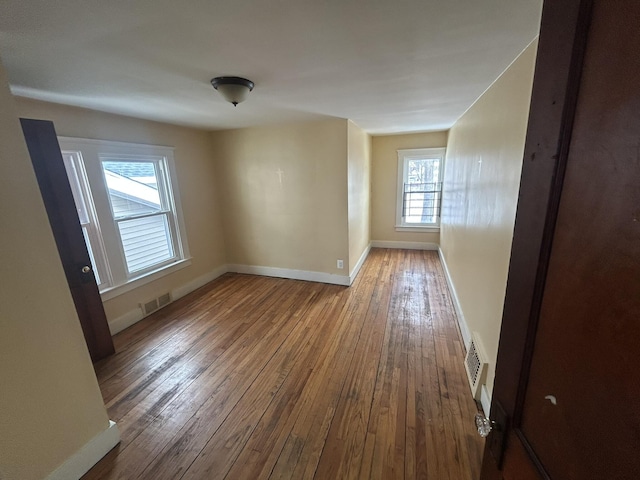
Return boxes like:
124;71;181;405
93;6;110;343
481;1;640;479
21;118;115;362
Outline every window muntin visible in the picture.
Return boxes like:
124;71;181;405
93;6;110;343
396;148;445;229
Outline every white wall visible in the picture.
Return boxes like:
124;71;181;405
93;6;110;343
440;40;538;395
15;97;227;330
210;119;350;277
347;121;372;274
0;58;113;480
371;131;448;246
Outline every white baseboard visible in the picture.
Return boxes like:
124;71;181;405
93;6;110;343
349;244;371;285
106;262;350;335
108;308;143;336
370;240;439;250
171;264;229;300
46;420;119;480
480;384;492;417
437;248;471;348
108;264;229;335
107;260;358;335
438;248;491;410
227;264;350;286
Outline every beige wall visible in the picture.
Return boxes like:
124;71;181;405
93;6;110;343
440;40;538;394
15;98;227;325
0;60;110;480
347;121;371;272
371;131;448;244
210;119;350;275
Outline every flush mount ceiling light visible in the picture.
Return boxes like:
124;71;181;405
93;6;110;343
210;76;254;106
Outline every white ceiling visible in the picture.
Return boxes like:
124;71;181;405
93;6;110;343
0;0;542;134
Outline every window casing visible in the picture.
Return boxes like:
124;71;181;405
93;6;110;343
395;148;445;231
58;138;190;299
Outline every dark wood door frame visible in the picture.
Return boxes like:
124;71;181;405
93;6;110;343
480;0;593;476
21;118;115;362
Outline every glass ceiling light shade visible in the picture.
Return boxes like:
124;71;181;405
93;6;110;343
210;76;254;106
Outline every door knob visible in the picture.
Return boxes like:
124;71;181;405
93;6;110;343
475;413;497;437
81;265;91;273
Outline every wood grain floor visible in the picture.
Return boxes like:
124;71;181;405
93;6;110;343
83;248;484;480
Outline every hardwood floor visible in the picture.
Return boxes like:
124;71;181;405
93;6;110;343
83;248;484;480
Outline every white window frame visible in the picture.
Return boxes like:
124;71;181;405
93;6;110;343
395;147;446;232
101;153;180;277
61;150;113;290
58;137;191;301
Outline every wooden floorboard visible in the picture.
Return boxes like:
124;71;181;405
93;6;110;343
83;248;484;480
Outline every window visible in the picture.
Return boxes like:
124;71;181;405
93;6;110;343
396;148;445;231
62;151;111;290
102;158;176;274
58;138;190;299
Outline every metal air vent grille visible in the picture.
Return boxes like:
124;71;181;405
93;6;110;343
464;333;488;400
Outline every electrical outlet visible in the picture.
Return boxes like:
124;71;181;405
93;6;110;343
337;259;344;269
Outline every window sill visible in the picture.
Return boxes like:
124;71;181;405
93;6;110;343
100;258;192;301
395;225;440;233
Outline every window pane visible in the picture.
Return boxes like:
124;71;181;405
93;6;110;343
403;183;442;223
117;214;174;273
102;161;162;217
407;158;440;184
62;151;110;288
404;157;442;224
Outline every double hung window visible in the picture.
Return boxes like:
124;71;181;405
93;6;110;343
396;148;445;230
59;138;189;298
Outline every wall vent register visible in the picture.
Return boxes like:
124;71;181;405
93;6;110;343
465;332;489;400
141;292;172;316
